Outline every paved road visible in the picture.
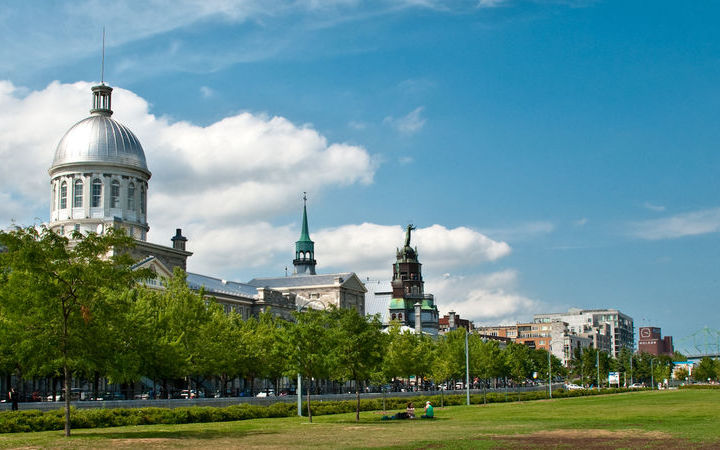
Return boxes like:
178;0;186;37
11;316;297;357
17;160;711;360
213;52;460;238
0;385;558;412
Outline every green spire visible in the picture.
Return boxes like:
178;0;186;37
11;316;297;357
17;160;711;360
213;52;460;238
294;192;316;275
299;193;312;242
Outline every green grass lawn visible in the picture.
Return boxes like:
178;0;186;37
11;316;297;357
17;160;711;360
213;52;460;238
0;390;717;448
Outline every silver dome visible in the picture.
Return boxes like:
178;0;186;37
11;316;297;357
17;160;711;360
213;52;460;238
51;115;150;175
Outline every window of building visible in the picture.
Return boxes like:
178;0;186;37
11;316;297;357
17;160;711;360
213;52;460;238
111;180;120;208
73;179;83;208
127;183;135;210
60;181;67;209
140;185;146;214
91;178;102;207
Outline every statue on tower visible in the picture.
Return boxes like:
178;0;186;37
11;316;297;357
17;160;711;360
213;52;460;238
404;224;416;248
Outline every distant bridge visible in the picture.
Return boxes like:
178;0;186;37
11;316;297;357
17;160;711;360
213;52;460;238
675;326;720;360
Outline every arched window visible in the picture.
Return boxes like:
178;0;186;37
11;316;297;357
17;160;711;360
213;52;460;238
91;178;102;207
140;185;146;214
399;313;403;320
60;181;67;209
391;314;396;320
111;180;120;208
127;183;135;210
73;179;83;208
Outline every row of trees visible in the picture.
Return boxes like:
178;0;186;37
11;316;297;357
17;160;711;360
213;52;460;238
1;226;714;434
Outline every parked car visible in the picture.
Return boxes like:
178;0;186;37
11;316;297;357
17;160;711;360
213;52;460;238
629;383;645;389
564;383;584;390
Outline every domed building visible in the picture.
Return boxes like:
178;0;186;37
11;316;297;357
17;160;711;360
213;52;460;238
49;84;150;240
45;81;365;319
48;83;191;271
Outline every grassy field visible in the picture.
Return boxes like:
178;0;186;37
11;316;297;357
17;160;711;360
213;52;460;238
0;389;717;448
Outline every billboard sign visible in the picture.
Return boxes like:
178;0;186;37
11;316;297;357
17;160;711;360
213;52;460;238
608;372;620;384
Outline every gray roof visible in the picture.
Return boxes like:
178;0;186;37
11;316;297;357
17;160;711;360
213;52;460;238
52;115;149;175
187;272;259;298
246;272;355;289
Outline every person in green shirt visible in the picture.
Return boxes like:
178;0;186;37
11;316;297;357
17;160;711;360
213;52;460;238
421;401;434;419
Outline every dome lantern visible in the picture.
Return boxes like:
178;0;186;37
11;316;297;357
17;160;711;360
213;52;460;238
90;84;113;116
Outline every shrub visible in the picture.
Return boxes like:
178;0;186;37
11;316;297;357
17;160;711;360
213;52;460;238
0;387;638;433
679;384;720;390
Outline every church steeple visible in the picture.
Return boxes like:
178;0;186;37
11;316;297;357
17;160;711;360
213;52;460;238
293;192;317;275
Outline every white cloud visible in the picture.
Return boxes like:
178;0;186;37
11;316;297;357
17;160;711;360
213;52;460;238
0;80;518;290
426;270;542;324
0;80;376;266
476;0;508;7
574;217;588;226
383;106;426;135
481;221;555;242
315;223;510;278
630;207;720;240
643;202;666;212
398;156;414;165
348;120;367;130
0;1;520;77
199;86;215;98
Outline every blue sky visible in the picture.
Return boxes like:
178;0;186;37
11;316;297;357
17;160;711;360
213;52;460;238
1;1;718;351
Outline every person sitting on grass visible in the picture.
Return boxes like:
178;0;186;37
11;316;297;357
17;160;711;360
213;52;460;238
421;401;434;419
406;402;415;419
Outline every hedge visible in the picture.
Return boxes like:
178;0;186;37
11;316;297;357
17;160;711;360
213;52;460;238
0;387;634;433
679;384;720;390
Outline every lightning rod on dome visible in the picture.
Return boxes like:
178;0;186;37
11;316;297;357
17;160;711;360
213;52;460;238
101;26;105;85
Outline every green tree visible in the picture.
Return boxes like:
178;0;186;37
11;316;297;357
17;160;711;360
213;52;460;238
693;357;718;382
505;343;533;384
614;347;634;385
237;312;285;396
329;308;385;421
470;337;505;403
131;286;187;398
384;323;427;388
673;366;689;381
431;329;466;387
284;308;333;422
0;226;142;436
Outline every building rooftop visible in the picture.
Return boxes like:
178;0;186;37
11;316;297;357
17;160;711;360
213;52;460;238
247;272;356;289
187;272;259;298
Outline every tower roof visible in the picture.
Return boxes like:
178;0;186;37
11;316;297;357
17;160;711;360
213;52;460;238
298;193;312;243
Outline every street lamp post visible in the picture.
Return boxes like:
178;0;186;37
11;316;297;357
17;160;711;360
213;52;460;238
596;350;600;391
465;329;470;406
548;344;552;399
650;359;655;390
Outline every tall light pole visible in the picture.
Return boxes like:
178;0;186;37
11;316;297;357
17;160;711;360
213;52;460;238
465;329;470;406
548;344;552;399
630;353;633;386
596;349;600;391
650;359;655;390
